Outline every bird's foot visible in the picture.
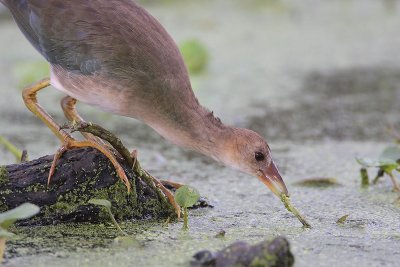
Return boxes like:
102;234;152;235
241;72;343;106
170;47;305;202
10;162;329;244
60;121;181;217
128;150;181;217
140;169;181;218
48;136;131;193
160;180;185;191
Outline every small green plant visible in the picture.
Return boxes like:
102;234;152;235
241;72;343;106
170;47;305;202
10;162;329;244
0;203;40;261
88;199;128;236
280;194;311;228
0;136;24;163
336;214;349;225
179;39;209;75
356;146;400;191
174;185;200;230
360;168;369;187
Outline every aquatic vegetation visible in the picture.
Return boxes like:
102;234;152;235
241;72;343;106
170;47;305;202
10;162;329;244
88;199;128;236
356;145;400;191
0;136;24;163
0;203;40;261
360;168;369;187
179;39;209;75
336;214;349;225
280;194;311;228
294;177;340;188
174;185;200;230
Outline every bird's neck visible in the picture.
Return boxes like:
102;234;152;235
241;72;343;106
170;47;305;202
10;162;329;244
149;104;231;161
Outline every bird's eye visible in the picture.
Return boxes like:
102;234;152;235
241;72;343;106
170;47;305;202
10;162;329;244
254;152;265;161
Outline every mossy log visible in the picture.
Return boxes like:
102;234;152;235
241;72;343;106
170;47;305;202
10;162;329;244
0;148;175;225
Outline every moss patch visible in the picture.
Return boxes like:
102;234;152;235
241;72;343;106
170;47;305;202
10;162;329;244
0;166;8;185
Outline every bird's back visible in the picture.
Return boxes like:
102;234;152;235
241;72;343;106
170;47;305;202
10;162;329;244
2;0;196;118
3;0;185;77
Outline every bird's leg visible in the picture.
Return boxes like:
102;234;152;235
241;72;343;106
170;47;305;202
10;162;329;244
22;78;131;192
65;121;181;217
60;96;109;147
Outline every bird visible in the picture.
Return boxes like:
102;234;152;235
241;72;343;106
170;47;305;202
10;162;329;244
1;0;289;212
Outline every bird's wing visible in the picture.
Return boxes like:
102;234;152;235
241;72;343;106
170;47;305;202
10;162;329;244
5;0;186;80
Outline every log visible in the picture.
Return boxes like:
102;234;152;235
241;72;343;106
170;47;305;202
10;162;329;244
0;147;175;225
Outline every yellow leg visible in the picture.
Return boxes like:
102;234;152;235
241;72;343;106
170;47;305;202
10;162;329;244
22;79;131;192
61;96;107;146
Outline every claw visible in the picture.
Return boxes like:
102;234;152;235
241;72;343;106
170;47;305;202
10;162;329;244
48;143;68;186
47;138;131;193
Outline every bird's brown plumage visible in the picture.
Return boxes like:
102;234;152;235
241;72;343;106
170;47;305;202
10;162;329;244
2;0;289;197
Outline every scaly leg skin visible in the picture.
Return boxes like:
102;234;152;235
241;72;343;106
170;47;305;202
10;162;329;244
22;78;131;192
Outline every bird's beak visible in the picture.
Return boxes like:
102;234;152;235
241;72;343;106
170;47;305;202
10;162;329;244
257;161;289;197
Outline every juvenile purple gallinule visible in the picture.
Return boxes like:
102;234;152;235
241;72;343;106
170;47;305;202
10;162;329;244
1;0;288;211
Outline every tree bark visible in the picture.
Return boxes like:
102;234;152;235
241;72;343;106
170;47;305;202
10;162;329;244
0;148;174;225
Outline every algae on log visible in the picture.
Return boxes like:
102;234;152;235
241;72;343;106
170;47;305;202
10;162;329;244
0;148;175;225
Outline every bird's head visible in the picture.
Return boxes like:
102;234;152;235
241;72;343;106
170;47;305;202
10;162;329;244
216;128;289;197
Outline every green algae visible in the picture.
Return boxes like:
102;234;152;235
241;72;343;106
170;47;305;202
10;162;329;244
360;168;369;187
336;215;350;225
0;167;9;213
0;166;8;185
294;178;340;188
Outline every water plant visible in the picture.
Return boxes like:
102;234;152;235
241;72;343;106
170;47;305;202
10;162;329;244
88;199;128;236
294;177;339;188
0;136;24;163
356;145;400;191
280;194;311;228
336;214;349;225
174;185;200;230
0;203;40;261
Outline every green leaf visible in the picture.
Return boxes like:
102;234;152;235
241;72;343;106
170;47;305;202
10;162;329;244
356;157;380;167
356;157;398;172
174;185;200;208
88;199;112;209
379;146;400;162
0;203;40;229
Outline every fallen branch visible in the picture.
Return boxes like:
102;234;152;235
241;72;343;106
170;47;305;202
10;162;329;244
0;147;175;225
0;120;183;225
